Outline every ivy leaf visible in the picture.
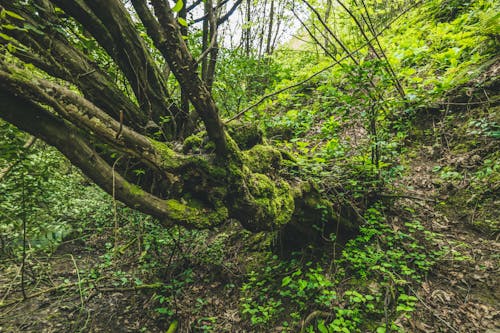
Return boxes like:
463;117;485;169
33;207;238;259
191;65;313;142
178;17;188;27
281;276;292;287
172;0;183;13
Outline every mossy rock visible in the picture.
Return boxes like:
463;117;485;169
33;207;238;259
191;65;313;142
182;133;204;154
225;121;263;150
242;144;283;174
247;173;295;228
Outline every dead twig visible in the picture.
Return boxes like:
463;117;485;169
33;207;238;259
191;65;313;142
378;193;437;203
300;310;333;333
96;282;163;293
408;285;460;333
0;282;78;309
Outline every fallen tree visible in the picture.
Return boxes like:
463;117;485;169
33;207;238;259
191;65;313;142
0;0;357;239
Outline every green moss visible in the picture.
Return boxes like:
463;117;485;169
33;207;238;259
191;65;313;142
182;134;204;153
147;138;182;169
242;145;283;174
225;120;263;149
165;199;228;228
248;173;274;197
128;183;144;196
247;173;294;228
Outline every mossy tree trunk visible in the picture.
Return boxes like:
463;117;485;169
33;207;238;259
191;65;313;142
0;0;356;237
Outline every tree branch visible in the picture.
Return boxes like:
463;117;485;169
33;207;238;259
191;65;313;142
0;0;148;129
135;0;230;157
217;0;243;25
0;68;181;174
0;90;227;229
52;0;177;127
226;0;423;122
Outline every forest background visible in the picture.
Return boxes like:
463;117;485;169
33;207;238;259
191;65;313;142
0;0;498;331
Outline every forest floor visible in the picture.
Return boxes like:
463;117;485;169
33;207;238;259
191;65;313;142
396;134;499;332
0;74;499;332
397;67;500;331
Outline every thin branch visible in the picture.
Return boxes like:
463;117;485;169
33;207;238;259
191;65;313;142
196;20;218;64
187;0;203;12
192;0;232;23
301;0;384;104
378;193;436;203
300;311;333;333
0;282;79;309
68;254;84;310
301;0;359;65
292;8;337;60
358;0;406;98
408;285;460;333
336;0;406;99
96;283;163;292
217;0;243;25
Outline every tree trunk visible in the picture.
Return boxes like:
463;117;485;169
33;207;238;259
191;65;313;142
265;0;275;55
244;0;251;56
0;0;359;243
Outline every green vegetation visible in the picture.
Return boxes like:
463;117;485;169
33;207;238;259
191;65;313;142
0;0;498;331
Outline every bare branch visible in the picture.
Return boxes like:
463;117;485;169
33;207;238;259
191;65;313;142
0;0;148;128
0;66;181;174
136;0;230;157
217;0;243;25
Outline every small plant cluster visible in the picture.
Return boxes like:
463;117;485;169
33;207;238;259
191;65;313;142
239;203;441;332
0;121;115;256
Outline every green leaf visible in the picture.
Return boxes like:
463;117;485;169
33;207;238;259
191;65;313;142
156;307;170;314
2;9;25;21
281;276;292;287
24;24;44;35
7;43;16;53
172;0;183;13
2;24;19;30
317;320;329;333
178;17;188;27
0;33;14;42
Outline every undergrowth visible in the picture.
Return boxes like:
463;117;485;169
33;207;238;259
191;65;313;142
0;0;498;331
239;203;443;332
